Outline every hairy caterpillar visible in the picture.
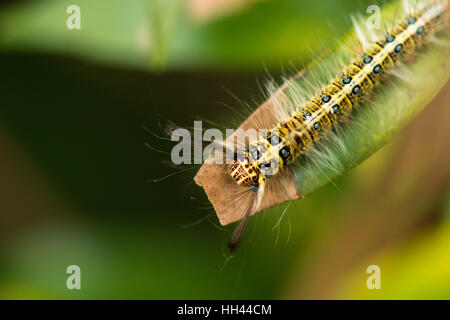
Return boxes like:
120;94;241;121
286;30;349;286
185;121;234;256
194;0;450;253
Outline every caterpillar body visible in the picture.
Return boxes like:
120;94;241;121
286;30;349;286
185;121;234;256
231;2;446;188
194;0;450;253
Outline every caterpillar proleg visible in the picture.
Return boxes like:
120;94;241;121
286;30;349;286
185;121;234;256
194;0;450;253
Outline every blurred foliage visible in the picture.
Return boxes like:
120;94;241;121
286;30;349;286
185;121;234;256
0;0;377;71
335;218;450;299
0;0;449;300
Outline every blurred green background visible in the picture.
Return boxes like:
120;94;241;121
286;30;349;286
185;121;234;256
0;0;449;299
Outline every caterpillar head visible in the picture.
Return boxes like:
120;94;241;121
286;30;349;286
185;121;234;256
229;158;261;191
230;140;282;191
